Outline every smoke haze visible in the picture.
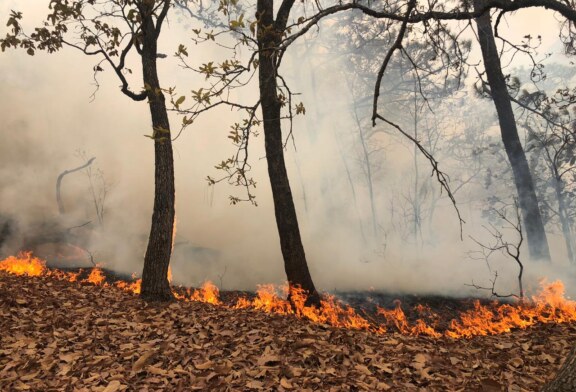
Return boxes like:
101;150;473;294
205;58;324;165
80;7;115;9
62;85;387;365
1;1;574;298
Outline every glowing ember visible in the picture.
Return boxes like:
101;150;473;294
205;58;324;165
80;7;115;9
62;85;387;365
0;252;45;276
2;252;576;339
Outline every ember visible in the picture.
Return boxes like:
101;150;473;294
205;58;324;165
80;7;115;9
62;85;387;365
1;252;576;339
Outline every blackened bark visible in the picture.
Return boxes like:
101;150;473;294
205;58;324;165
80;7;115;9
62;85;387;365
257;0;320;307
474;1;551;261
542;346;576;392
139;3;175;301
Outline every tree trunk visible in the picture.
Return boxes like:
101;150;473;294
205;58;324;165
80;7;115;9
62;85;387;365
542;347;576;392
474;1;551;261
139;4;175;301
257;0;320;307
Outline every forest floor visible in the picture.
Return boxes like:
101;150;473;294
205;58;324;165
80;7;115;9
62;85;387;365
1;271;574;391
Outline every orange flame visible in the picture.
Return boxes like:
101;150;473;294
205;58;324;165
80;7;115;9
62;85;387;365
0;252;45;276
116;279;141;295
84;266;106;285
2;252;576;339
187;281;221;305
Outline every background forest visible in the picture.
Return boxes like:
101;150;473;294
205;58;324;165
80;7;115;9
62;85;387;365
0;0;575;299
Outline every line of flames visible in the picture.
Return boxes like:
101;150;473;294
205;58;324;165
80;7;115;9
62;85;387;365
1;252;575;339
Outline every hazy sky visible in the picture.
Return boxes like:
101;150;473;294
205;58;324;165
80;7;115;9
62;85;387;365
0;1;573;295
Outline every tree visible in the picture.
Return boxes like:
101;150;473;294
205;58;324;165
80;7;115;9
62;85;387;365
171;0;321;306
256;0;320;306
473;0;551;261
513;78;576;263
2;0;184;301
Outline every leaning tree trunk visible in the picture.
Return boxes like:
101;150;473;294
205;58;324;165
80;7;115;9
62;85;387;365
474;0;551;261
139;4;175;302
257;0;320;307
542;346;576;392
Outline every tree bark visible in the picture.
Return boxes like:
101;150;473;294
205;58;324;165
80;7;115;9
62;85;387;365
474;1;551;261
257;0;320;307
139;2;175;301
542;346;576;392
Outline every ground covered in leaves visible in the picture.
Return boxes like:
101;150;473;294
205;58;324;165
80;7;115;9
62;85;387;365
1;272;574;391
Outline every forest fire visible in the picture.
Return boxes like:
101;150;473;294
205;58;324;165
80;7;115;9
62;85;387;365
0;252;45;276
1;252;576;339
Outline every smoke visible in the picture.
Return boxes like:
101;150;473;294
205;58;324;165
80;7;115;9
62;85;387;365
1;1;574;298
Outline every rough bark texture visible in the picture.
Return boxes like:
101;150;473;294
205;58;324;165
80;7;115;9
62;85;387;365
139;2;175;302
542;346;576;392
474;1;551;261
257;0;320;306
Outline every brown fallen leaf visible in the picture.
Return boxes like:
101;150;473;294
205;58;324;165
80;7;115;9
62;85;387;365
194;360;214;370
354;364;372;375
373;362;394;374
132;351;155;372
508;357;524;368
246;380;264;389
147;365;167;376
102;380;122;392
280;378;293;389
480;379;503;392
257;354;281;366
